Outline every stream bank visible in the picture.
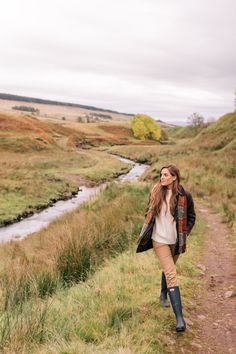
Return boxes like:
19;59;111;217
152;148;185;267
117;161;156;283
0;155;149;243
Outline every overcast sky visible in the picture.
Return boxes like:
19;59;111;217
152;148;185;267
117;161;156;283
0;0;235;123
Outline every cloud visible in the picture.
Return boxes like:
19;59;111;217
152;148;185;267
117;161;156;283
0;0;235;122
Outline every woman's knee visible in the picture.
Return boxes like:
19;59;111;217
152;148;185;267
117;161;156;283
165;269;178;287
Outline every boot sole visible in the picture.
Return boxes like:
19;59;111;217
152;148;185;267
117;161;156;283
176;327;186;332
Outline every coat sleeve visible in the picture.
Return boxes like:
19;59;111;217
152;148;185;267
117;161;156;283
186;191;196;235
137;194;151;242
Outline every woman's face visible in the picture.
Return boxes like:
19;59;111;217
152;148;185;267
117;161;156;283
160;168;176;188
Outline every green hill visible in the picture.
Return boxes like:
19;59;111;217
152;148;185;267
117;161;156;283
166;112;236;150
166;124;206;139
192;112;236;151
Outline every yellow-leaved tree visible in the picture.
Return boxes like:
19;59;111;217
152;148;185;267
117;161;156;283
131;114;161;141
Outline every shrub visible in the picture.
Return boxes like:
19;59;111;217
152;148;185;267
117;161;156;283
131;114;161;141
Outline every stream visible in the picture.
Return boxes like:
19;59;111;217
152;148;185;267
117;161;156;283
0;155;149;243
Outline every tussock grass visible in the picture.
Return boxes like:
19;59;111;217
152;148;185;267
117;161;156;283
0;183;149;306
0;299;51;352
0;211;206;353
0;178;206;353
0;182;151;352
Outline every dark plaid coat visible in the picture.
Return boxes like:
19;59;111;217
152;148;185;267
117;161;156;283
136;186;196;255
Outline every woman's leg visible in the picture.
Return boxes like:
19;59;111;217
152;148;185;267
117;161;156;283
153;241;186;332
152;241;177;288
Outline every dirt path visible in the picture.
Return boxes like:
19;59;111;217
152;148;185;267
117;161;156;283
191;202;236;354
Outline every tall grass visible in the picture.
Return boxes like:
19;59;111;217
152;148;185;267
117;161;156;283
0;183;149;348
0;299;51;352
0;180;208;353
0;183;149;350
0;213;206;354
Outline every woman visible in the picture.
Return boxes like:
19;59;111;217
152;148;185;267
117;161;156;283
136;164;196;332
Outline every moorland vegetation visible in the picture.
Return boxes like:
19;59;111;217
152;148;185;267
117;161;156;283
0;110;235;353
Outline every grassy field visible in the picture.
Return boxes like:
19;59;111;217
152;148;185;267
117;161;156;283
31;217;205;354
0;112;142;225
0;109;235;352
0;149;132;225
0;182;206;353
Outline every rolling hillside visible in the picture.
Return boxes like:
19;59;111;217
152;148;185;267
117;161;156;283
0;92;133;116
0;112;86;152
167;111;236;151
0;93;133;122
0;93;178;128
192;112;236;151
0;112;135;152
0;110;167;152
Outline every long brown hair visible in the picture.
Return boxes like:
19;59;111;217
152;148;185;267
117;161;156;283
149;164;182;216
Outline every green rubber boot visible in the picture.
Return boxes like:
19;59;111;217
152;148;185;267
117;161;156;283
168;286;186;332
160;272;170;308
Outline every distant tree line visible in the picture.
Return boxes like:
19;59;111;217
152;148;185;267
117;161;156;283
12;105;40;114
0;92;132;116
77;113;112;123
